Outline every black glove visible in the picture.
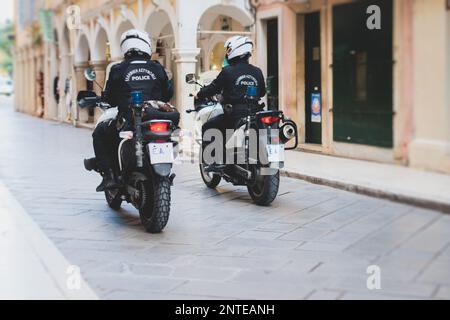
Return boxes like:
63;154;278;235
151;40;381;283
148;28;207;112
224;104;233;116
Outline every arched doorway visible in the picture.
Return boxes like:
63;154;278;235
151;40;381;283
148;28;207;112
58;25;71;121
75;33;90;65
92;28;109;65
91;27;110;121
74;33;93;123
145;10;176;103
113;20;135;60
196;4;254;73
206;36;227;71
46;28;60;119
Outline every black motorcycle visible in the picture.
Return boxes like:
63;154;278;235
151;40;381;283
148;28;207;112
77;89;179;233
185;74;298;206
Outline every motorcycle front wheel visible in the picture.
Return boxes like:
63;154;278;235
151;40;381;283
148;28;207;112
105;189;122;210
247;170;280;206
139;177;171;233
200;164;222;189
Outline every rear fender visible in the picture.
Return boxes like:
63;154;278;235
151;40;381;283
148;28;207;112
152;163;173;177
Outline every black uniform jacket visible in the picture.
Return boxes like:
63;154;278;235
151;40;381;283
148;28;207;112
197;60;266;106
102;55;173;118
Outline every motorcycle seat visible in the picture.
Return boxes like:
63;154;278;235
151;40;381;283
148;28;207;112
143;105;180;127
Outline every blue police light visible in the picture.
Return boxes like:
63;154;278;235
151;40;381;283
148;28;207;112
131;91;143;105
246;86;258;98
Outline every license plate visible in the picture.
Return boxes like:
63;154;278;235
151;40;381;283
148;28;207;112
148;143;174;164
266;144;285;162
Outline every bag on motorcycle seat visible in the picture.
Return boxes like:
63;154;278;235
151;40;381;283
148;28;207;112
143;104;180;127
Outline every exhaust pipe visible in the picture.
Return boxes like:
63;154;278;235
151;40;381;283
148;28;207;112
280;123;296;143
234;165;252;180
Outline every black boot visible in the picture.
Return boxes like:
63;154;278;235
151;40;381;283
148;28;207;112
84;158;98;172
96;170;119;192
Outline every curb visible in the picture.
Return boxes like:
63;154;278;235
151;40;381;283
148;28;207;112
0;182;99;300
281;170;450;214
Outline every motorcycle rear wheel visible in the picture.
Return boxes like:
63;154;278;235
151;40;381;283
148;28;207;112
105;189;122;210
139;177;171;234
247;170;280;206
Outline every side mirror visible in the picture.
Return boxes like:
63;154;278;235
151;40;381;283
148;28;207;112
185;73;198;85
77;90;99;108
84;68;97;82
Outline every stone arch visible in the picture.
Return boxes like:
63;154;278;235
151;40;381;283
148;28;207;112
75;32;91;64
145;10;174;45
143;3;178;47
57;24;71;120
177;1;254;49
91;26;109;62
197;3;254;32
58;24;70;59
195;2;254;72
111;19;136;59
145;10;175;65
204;34;227;71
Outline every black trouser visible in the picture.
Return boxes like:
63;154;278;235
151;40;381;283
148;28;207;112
201;110;246;165
92;120;121;173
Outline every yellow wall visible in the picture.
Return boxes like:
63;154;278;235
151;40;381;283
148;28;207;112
409;0;450;173
256;0;450;173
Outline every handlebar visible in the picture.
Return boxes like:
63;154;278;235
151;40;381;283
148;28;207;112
84;96;100;103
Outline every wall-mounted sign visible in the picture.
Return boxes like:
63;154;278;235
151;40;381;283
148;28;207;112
311;93;322;123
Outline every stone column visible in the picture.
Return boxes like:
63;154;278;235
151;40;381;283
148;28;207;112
58;53;71;121
13;50;22;112
172;48;201;131
22;52;28;113
34;54;41;116
36;50;45;118
74;62;90;124
29;52;37;115
91;60;107;122
44;42;59;120
23;51;30;114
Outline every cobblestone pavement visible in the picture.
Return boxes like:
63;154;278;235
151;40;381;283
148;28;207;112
1;98;449;300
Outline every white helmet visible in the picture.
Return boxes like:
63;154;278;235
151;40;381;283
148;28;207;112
120;29;152;56
225;36;253;61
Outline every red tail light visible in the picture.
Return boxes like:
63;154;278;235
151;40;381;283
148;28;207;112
260;116;281;125
149;122;170;133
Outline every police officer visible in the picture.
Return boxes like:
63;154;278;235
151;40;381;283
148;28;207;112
93;29;173;192
196;36;266;168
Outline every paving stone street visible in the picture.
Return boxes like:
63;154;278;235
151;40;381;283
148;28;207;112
1;97;449;300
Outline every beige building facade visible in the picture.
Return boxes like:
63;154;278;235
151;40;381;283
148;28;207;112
14;0;255;129
254;0;450;173
13;0;450;174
